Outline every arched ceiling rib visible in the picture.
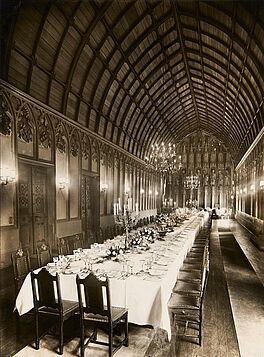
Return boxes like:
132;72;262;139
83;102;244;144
3;0;264;164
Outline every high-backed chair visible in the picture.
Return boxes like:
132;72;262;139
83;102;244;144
97;227;104;243
168;268;209;346
11;248;31;294
57;238;70;256
31;268;79;355
36;243;52;267
76;273;128;357
73;234;83;251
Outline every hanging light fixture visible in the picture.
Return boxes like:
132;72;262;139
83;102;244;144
145;142;182;173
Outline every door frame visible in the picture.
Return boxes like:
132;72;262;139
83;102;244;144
17;158;56;253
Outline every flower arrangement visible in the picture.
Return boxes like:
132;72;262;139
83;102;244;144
40;243;48;251
16;248;24;257
106;245;124;258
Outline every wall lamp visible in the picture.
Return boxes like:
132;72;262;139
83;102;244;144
100;183;109;192
0;168;16;185
58;177;70;190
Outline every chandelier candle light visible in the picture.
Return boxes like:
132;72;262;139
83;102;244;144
145;142;182;173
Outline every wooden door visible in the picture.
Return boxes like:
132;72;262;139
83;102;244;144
81;174;99;245
18;162;53;253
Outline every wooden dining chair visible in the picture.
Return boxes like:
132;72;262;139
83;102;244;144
36;243;52;266
11;248;31;294
57;238;70;256
73;234;83;251
76;273;129;357
168;269;209;346
31;268;79;355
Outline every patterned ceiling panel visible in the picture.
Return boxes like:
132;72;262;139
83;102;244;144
2;0;264;164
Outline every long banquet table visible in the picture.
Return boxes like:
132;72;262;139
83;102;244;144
15;213;207;339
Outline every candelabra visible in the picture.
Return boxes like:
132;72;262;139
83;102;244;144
114;191;139;250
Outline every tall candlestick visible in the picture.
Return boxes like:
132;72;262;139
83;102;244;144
128;198;132;211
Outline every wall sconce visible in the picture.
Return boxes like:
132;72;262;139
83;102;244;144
124;186;130;195
58;177;70;190
0;168;16;185
140;189;145;194
100;183;108;192
155;191;159;196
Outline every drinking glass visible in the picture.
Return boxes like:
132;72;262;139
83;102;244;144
53;256;59;266
127;260;134;275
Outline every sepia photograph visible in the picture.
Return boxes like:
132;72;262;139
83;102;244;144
0;0;263;356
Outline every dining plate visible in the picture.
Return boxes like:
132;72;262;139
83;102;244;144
148;270;161;276
47;262;56;267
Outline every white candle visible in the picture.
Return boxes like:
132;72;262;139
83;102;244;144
135;203;139;215
128;198;132;211
118;198;121;212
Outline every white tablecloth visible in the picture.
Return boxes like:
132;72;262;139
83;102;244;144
15;215;204;339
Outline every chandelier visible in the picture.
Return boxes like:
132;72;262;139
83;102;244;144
145;143;182;173
184;175;200;189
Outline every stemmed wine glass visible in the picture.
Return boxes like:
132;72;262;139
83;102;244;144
127;260;134;275
53;256;59;266
83;254;90;271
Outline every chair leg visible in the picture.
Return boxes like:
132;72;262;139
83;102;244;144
109;322;113;357
59;317;63;355
35;313;40;350
91;327;97;342
124;313;129;347
80;320;85;357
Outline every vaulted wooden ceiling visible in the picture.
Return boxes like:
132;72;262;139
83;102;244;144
2;0;264;164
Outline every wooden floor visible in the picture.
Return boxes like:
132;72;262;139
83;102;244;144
1;219;264;357
174;219;241;357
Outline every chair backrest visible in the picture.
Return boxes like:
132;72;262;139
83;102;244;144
57;238;70;256
104;226;113;240
31;268;62;310
11;249;31;290
96;227;104;243
76;273;111;318
37;243;52;266
73;235;83;250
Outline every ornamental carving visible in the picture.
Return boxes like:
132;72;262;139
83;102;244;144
91;139;99;163
0;94;12;136
39;115;52;148
55;122;67;153
10;93;22;111
19;183;29;208
100;143;107;166
100;151;107;166
17;106;33;143
81;134;90;160
107;148;113;168
70;130;80;157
